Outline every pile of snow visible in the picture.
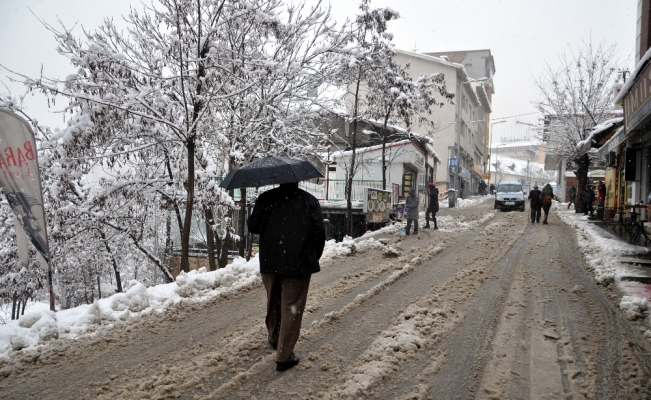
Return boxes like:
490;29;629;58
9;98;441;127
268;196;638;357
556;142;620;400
553;203;651;285
620;296;648;320
320;237;384;261
0;257;261;359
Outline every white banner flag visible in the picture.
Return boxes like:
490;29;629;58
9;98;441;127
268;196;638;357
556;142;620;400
0;109;50;267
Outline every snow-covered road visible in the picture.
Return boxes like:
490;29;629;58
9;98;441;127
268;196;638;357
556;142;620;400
2;198;651;399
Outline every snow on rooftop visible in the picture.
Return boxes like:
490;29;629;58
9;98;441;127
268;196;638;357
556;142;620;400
576;117;624;154
614;46;651;105
487;154;545;173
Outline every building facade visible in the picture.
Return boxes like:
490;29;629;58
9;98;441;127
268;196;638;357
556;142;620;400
392;49;495;197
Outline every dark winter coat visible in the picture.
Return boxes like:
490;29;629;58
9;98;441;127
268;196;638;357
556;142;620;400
528;189;542;208
405;188;419;220
427;187;439;213
248;184;326;276
581;188;595;204
568;186;577;201
540;184;554;207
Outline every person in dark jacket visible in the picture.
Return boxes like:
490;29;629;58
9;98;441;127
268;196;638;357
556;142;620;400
541;183;554;224
405;187;419;235
489;183;495;195
567;184;577;209
528;185;542;223
248;183;326;371
423;183;439;229
581;185;595;216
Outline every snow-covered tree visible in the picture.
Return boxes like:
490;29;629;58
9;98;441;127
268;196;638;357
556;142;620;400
365;58;453;190
8;0;352;278
533;41;620;212
328;0;399;236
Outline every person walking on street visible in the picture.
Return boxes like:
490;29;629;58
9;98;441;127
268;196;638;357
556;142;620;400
248;182;326;372
528;185;542;223
541;183;554;224
568;184;577;209
423;183;439;229
490;183;495;195
581;185;595;217
405;187;419;235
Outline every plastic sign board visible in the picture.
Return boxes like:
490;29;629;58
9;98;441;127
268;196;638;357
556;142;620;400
449;157;458;169
364;187;391;222
0;109;50;269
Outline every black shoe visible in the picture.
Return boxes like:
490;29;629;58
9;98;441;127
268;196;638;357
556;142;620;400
268;339;277;350
276;356;300;371
434;226;438;230
414;231;418;235
423;225;430;229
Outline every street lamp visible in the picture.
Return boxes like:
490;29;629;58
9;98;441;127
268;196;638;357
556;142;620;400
488;120;506;183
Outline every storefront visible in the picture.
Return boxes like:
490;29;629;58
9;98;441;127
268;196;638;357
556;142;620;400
616;49;651;208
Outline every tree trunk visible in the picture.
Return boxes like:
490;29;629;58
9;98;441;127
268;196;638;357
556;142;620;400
11;294;17;320
21;297;27;316
238;187;247;257
346;73;362;237
218;230;231;268
205;208;217;271
99;230;123;293
575;153;590;213
97;275;102;300
180;138;196;273
381;126;388;191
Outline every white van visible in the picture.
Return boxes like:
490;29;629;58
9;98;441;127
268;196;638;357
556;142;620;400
494;180;525;211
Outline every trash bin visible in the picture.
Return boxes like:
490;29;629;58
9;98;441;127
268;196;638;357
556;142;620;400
448;190;457;208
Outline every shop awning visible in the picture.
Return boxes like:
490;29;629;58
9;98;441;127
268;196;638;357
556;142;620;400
596;126;626;158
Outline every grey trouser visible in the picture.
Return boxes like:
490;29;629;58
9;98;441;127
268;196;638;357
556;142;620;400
406;218;418;234
530;206;541;222
261;273;311;362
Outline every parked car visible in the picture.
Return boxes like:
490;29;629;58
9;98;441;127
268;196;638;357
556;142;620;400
494;180;525;211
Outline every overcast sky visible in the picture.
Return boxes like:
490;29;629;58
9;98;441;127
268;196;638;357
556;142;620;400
0;0;637;144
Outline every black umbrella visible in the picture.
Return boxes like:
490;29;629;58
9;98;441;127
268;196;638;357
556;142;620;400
219;156;324;190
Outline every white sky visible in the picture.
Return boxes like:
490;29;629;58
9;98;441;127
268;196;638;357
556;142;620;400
0;0;637;144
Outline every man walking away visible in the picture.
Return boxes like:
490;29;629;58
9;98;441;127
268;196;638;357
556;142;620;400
405;187;419;235
581;185;595;217
423;183;439;229
248;182;326;372
568;184;577;209
541;183;554;224
490;183;495;195
528;185;542;223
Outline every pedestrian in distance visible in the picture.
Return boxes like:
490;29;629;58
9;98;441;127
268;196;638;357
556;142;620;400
423;183;439;229
540;183;554;224
567;184;577;209
581;185;595;217
247;182;326;372
528;185;542;223
405;187;419;235
490;183;495;195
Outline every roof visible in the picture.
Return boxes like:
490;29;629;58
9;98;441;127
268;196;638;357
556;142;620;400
488;154;546;174
576;117;624;155
614;46;651;105
393;49;483;105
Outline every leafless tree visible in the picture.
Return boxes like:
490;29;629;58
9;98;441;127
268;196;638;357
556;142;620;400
533;41;621;212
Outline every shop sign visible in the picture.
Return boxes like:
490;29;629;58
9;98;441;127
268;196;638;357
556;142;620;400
449;157;458;169
364;187;392;214
414;151;425;168
623;62;651;132
459;166;471;181
402;172;414;198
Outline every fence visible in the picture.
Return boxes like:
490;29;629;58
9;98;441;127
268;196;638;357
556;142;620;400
300;179;385;201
